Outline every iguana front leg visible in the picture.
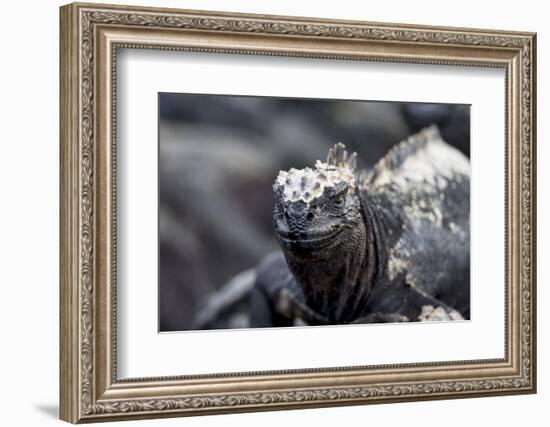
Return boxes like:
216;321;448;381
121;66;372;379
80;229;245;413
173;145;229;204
361;280;464;323
354;312;410;323
400;285;464;322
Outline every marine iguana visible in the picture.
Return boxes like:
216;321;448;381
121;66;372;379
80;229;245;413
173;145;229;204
250;125;470;327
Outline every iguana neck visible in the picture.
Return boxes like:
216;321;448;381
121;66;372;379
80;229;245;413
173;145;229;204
283;192;388;323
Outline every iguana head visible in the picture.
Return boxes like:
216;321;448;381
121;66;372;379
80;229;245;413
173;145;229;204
273;143;363;259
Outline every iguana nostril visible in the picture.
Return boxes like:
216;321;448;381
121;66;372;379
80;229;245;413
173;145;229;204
307;212;314;221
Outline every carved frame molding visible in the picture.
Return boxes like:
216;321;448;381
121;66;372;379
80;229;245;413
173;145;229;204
60;2;536;423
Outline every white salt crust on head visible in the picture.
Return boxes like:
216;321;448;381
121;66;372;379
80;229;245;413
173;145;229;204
275;160;356;204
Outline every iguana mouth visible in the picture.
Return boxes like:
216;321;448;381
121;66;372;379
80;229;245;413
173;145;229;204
277;227;343;250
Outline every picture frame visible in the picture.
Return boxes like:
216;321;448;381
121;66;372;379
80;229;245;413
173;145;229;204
59;2;537;423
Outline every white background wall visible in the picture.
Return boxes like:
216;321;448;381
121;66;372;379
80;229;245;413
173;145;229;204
0;0;545;425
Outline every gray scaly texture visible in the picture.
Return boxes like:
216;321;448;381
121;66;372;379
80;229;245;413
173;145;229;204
251;125;470;327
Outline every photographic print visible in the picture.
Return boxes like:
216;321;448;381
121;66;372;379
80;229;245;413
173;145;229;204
159;94;470;331
60;4;536;421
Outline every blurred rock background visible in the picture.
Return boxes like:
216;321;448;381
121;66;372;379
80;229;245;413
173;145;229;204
159;93;470;331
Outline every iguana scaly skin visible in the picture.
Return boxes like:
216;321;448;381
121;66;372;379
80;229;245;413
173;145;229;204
250;126;470;327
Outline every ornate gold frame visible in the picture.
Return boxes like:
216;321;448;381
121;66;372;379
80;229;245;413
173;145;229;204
59;2;537;423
